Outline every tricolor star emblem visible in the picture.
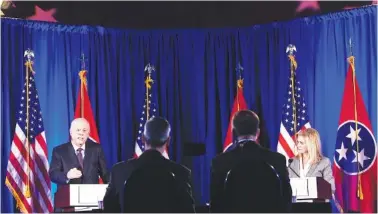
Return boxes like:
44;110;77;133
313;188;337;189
334;121;377;175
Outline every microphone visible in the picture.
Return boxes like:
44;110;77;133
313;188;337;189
287;158;300;177
288;158;294;165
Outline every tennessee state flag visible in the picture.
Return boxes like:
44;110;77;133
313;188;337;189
333;56;377;213
223;78;248;152
74;70;103;183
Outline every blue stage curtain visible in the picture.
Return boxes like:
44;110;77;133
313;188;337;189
1;6;376;212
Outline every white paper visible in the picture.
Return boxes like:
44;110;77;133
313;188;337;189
78;185;107;204
295;179;309;196
290;178;309;197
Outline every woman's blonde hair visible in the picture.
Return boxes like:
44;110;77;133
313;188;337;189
296;128;323;164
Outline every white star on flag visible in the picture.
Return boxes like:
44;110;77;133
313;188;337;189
336;141;348;161
352;148;370;168
346;125;361;146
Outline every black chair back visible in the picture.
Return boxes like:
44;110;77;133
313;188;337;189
123;165;182;213
222;159;284;213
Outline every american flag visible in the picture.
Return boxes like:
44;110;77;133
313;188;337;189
134;64;169;159
5;59;53;213
276;54;311;161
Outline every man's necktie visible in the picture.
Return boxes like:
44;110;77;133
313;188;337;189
77;148;84;169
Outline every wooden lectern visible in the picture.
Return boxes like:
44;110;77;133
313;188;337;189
54;184;108;212
290;177;332;213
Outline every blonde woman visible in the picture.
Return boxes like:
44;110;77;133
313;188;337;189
288;128;335;193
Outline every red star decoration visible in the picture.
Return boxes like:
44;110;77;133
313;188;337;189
27;6;57;22
296;1;320;13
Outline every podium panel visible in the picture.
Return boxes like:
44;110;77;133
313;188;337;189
54;184;108;212
290;177;332;213
290;177;332;202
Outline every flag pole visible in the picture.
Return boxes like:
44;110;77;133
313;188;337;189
236;62;244;111
144;63;155;120
23;49;34;198
79;54;87;118
348;38;363;200
286;44;298;135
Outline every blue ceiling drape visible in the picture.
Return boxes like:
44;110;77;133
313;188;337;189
1;6;376;212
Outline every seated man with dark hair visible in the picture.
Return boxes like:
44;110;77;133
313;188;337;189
210;110;292;212
103;116;195;213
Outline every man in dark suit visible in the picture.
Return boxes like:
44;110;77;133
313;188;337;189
103;117;195;213
49;118;108;185
210;110;292;212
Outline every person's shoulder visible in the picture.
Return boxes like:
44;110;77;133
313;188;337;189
111;159;134;172
86;141;101;148
126;157;137;165
112;160;128;169
319;156;332;165
53;142;71;151
290;156;300;163
87;141;107;153
167;159;191;176
260;147;287;163
212;149;234;164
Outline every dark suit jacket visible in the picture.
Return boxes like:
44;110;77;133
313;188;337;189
49;141;109;185
210;141;292;212
103;149;195;213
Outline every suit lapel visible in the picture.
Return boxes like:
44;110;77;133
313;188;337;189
67;143;80;168
306;162;318;177
294;158;301;177
83;142;93;176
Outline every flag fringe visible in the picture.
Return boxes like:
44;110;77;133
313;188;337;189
5;178;28;213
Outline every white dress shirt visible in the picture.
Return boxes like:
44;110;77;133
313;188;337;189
299;157;311;178
72;143;85;159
